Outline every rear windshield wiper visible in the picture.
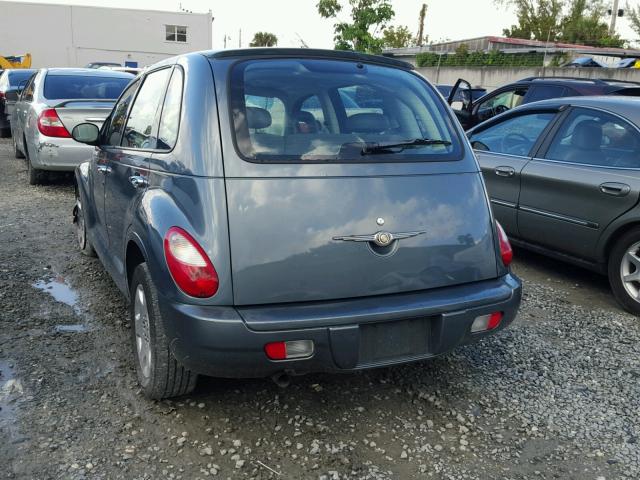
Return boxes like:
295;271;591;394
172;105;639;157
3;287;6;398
361;138;452;155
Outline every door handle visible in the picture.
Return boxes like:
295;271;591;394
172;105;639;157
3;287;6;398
96;164;112;174
129;175;148;189
599;182;630;197
495;166;516;177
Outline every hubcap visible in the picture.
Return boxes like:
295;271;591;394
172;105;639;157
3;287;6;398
75;199;86;249
134;285;152;379
620;240;640;302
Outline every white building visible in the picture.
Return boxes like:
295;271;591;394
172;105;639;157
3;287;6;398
0;1;212;68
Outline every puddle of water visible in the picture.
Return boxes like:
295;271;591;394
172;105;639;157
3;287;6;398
54;324;89;333
33;275;81;315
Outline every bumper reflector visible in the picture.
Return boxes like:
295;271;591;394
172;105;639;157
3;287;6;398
265;340;314;360
471;312;503;333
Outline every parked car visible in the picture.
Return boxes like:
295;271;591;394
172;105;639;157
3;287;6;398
615;58;640;68
447;76;640;129
436;84;487;103
0;68;36;136
8;68;133;184
85;62;121;69
467;95;640;314
562;57;608;68
71;48;522;399
98;65;143;76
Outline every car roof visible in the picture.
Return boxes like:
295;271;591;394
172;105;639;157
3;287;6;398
44;67;134;79
203;48;415;70
519;76;640;87
515;95;640;123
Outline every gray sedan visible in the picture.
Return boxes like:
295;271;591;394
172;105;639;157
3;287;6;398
9;68;132;184
468;96;640;313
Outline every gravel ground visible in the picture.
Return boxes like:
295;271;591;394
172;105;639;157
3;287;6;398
1;136;639;479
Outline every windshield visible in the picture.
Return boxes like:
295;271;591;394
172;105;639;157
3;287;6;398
227;58;461;163
43;75;131;100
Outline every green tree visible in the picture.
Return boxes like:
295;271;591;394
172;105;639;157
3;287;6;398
249;32;278;47
317;0;395;53
382;25;414;48
625;1;640;39
499;0;623;46
500;0;564;41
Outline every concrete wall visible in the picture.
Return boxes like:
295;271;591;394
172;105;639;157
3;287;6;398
0;1;212;68
416;66;640;91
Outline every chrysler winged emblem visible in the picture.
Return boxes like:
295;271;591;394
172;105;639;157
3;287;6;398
333;230;426;246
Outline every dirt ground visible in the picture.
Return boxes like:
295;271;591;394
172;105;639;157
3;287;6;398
1;137;639;480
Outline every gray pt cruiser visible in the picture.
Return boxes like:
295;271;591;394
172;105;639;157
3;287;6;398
72;49;522;399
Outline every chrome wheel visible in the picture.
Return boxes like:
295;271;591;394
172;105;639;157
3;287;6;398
134;285;152;379
620;240;640;302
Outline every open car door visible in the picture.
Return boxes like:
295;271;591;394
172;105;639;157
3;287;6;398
447;78;474;130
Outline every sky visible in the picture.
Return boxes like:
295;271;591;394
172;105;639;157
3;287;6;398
15;0;640;48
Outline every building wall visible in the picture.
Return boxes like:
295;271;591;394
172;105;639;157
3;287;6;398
0;1;212;68
417;66;640;91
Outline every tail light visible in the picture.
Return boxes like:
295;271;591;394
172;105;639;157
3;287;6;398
496;221;513;267
265;340;315;360
38;108;71;138
471;312;503;333
163;227;219;298
0;92;5;100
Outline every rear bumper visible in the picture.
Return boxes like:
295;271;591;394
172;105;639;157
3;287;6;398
159;273;522;378
30;134;94;171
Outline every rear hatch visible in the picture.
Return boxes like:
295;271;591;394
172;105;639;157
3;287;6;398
226;173;498;305
214;55;499;306
52;100;115;131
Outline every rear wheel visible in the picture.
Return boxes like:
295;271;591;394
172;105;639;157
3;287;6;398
24;136;46;185
130;263;198;399
608;228;640;315
74;195;96;257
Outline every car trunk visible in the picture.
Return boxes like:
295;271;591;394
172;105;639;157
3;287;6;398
225;172;498;306
51;100;115;132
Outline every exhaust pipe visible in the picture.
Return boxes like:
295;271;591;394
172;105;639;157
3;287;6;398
271;372;291;388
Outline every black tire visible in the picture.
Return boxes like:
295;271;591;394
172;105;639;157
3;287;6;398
74;195;96;257
13;134;25;159
129;263;198;399
24;137;46;185
608;227;640;315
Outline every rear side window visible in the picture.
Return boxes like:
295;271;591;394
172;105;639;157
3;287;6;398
121;68;171;149
43;75;131;100
526;85;566;103
157;68;184;150
470;112;556;156
227;58;461;163
544;107;640;168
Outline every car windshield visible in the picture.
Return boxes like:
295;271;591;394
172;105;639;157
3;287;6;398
43;75;131;100
227;58;461;162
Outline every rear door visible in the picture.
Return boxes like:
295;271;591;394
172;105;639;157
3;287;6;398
104;67;171;272
468;110;560;236
215;57;499;306
518;106;640;260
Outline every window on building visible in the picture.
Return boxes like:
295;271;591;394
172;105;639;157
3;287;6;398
166;25;188;43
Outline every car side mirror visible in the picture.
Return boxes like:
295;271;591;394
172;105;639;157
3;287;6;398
4;90;19;102
72;123;100;146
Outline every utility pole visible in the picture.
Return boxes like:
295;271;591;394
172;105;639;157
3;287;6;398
416;4;427;47
609;0;620;35
239;29;242;48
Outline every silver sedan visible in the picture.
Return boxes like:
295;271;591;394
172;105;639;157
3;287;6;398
10;68;133;184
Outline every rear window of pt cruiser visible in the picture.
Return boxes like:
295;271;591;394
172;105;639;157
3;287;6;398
226;58;463;163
